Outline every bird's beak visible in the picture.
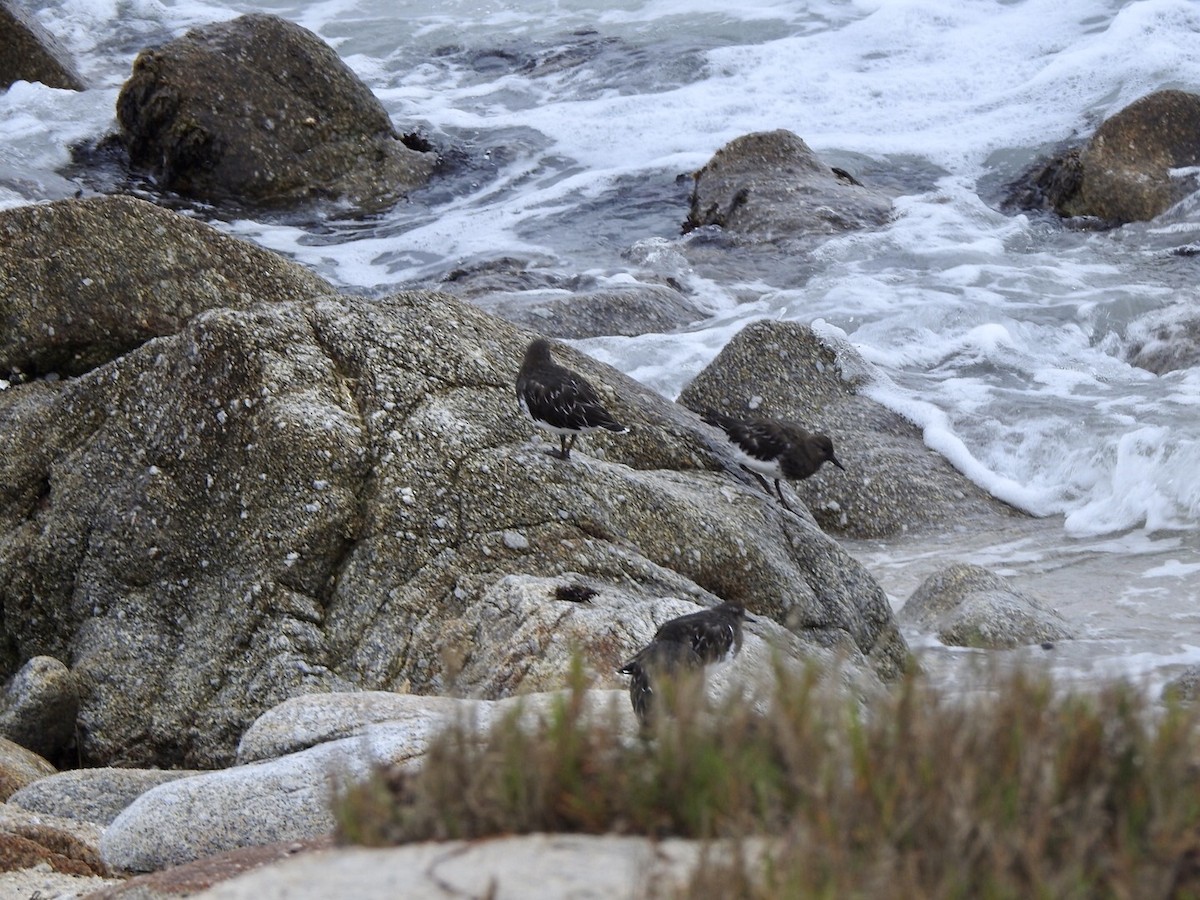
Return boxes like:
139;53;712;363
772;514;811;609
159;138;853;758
743;612;757;623
831;456;846;471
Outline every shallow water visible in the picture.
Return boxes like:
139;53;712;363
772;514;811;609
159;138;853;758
5;0;1200;689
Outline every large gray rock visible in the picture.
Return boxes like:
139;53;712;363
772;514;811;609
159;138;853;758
0;0;86;91
0;195;335;377
678;320;1021;538
684;130;892;237
1061;90;1200;223
116;13;435;212
472;283;703;339
101;739;360;873
0;655;77;761
102;689;636;872
83;838;329;900
0;867;116;899
1008;91;1200;225
8;767;200;825
0;735;55;801
1163;666;1200;702
899;562;1073;649
0;277;905;768
437;258;705;338
1124;302;1200;376
236;691;470;765
237;594;881;764
188;836;724;900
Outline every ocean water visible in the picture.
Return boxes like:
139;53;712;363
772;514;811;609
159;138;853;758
5;0;1200;691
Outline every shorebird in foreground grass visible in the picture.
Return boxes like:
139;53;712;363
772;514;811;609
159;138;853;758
618;639;704;726
618;602;754;725
516;338;630;460
700;408;845;512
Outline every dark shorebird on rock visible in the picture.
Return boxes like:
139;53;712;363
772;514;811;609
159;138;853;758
618;602;754;725
618;639;704;726
648;600;754;664
700;408;845;512
516;337;630;460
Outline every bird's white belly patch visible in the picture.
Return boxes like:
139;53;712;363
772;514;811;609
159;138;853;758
534;419;592;437
728;445;783;479
520;400;604;437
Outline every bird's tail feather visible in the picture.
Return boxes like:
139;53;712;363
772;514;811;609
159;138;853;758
699;407;731;429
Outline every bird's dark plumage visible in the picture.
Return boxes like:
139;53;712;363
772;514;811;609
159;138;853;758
650;601;753;663
618;639;704;726
618;602;753;726
516;338;629;460
701;408;845;511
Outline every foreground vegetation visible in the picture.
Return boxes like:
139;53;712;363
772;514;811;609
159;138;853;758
335;659;1200;898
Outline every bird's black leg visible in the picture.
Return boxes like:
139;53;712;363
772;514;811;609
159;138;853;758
546;435;579;460
773;479;794;512
742;467;790;509
749;470;773;496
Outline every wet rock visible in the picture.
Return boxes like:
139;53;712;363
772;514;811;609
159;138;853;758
473;283;702;339
1124;302;1200;375
1163;666;1200;702
438;258;703;338
115;13;435;213
0;0;86;91
684;130;892;237
0;241;904;767
0;195;334;378
899;562;1074;649
0;656;77;762
8;768;201;825
1007;90;1200;225
678;320;1021;538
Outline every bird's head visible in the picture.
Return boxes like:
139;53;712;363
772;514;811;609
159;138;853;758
718;602;755;624
815;433;846;471
523;337;553;366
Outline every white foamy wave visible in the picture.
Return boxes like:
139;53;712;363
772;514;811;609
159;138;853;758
858;373;1060;517
0;81;118;206
1063;428;1200;536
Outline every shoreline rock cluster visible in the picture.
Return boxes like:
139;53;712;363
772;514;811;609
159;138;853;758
0;188;1079;896
1;196;920;768
0;4;1193;895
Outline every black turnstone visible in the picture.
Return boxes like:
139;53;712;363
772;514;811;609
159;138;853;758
701;408;845;511
618;602;754;725
618;639;704;726
649;600;754;664
516;338;630;460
